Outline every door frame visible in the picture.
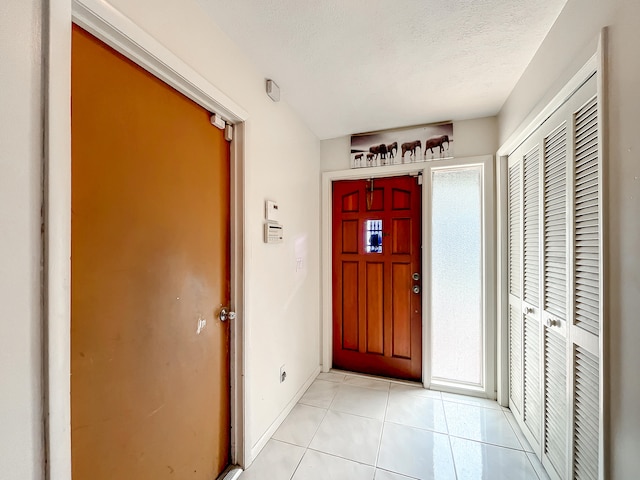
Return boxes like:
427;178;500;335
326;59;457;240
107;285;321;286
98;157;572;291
423;159;495;396
321;154;495;397
46;1;249;478
330;174;424;381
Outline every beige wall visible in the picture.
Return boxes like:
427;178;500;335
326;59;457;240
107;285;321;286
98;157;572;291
321;116;498;171
0;1;44;479
498;0;640;477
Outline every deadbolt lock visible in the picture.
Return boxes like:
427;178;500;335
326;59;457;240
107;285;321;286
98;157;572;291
412;272;420;281
412;285;421;294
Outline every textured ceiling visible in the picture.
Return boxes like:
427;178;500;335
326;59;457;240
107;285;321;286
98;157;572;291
197;0;568;139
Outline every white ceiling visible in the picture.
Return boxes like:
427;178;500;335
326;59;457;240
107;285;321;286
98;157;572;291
197;0;568;140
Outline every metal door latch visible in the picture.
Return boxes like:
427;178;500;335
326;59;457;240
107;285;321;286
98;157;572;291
219;307;236;322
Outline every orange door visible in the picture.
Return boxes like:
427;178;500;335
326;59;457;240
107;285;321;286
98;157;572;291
71;25;231;480
332;176;422;381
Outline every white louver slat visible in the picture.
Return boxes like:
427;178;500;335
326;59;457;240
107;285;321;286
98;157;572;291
574;97;600;336
545;328;567;478
509;163;521;298
523;147;540;306
544;125;567;319
509;304;523;414
573;347;599;480
523;314;541;442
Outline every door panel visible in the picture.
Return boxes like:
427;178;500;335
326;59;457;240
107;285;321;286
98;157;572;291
71;25;231;480
542;121;569;479
508;160;523;415
523;312;541;444
365;262;384;354
332;176;422;381
391;262;412;359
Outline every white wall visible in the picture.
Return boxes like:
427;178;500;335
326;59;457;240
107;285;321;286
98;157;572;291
320;117;498;171
93;0;322;465
0;1;44;479
498;0;640;477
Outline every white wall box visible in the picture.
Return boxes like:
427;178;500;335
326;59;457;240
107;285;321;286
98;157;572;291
264;222;284;244
265;200;280;221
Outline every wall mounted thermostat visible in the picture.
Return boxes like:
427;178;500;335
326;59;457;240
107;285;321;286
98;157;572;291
264;222;283;244
265;200;280;222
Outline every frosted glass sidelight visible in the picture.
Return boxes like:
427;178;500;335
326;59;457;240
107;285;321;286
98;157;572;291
431;167;483;387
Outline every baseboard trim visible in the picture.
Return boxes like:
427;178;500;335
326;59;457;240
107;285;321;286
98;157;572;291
248;365;321;462
216;465;242;480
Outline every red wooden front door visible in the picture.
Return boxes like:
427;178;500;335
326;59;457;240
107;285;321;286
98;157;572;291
332;175;422;381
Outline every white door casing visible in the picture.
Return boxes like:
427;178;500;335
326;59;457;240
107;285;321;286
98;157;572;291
46;1;249;478
425;161;495;396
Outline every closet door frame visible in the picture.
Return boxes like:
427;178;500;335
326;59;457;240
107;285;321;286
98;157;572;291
496;30;608;480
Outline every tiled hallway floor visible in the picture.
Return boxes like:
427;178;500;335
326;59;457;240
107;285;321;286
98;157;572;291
239;371;551;480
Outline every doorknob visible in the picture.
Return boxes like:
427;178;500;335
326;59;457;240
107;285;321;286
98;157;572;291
219;307;236;322
545;318;559;328
412;285;421;294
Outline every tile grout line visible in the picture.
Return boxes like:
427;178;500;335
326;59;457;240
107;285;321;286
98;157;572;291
285;443;306;480
305;446;378;469
327;382;390;422
373;384;391;470
441;398;506;411
375;467;421;480
296;372;541;479
499;408;529;452
503;410;535;454
330;369;423;389
286;376;338;480
257;439;306;480
297;375;384;475
447;433;531;453
442;398;460;480
524;452;544;480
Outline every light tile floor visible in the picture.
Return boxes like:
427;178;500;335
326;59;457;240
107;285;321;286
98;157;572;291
240;371;551;480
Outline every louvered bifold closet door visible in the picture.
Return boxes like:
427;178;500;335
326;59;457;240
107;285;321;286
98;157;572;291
545;328;567;478
522;146;542;447
573;95;600;336
569;76;601;480
541;122;569;480
505;72;602;480
507;158;523;415
543;124;568;321
572;347;599;480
